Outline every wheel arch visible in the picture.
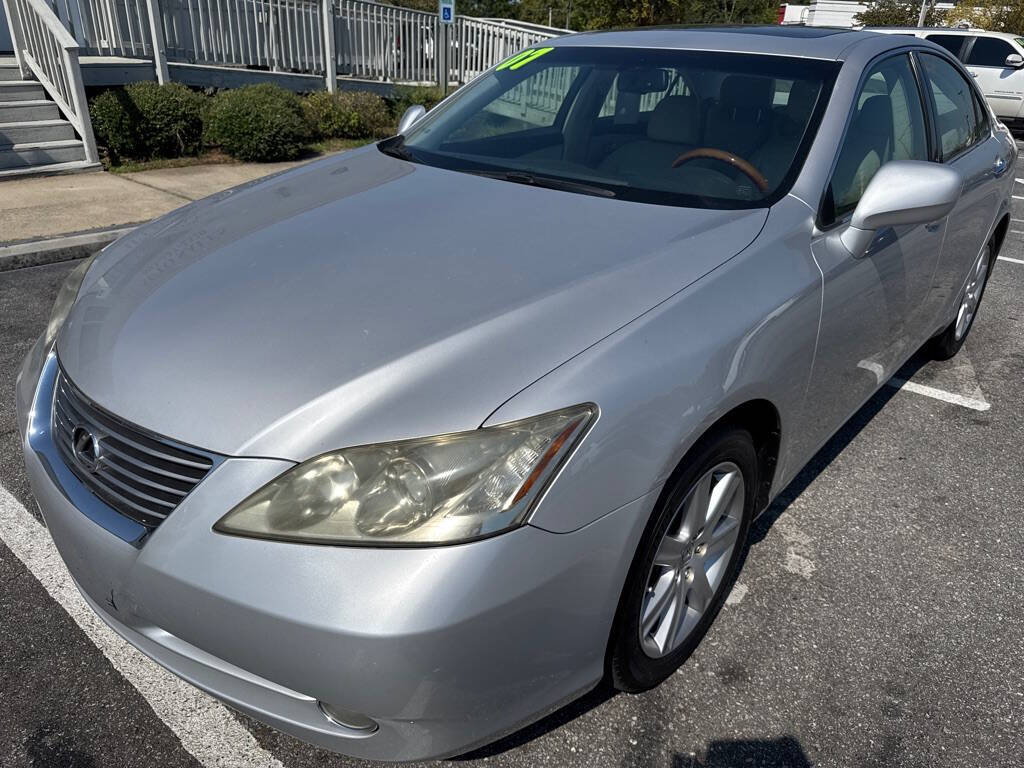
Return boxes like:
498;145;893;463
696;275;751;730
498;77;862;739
680;399;781;516
991;212;1010;260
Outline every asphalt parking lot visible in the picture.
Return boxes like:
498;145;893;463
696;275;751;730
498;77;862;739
2;155;1023;768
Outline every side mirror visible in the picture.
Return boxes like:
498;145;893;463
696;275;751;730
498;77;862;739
838;160;962;258
397;104;427;135
1005;53;1024;67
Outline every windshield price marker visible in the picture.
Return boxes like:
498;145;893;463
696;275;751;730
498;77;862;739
496;47;554;72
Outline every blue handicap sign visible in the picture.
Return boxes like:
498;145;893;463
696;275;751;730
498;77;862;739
442;7;452;20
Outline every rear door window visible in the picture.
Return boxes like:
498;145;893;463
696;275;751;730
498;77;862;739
925;34;969;59
966;37;1016;67
919;53;981;158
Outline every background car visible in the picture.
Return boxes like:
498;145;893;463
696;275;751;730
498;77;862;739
868;27;1024;132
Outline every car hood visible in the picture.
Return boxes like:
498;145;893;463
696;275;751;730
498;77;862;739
58;146;767;460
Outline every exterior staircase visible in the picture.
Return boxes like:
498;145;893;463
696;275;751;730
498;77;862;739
0;57;98;178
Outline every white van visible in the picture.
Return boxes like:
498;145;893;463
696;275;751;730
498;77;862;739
867;28;1024;130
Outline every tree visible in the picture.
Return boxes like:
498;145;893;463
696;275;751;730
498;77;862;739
854;0;946;27
384;0;778;29
946;0;1024;33
383;0;520;14
515;0;777;30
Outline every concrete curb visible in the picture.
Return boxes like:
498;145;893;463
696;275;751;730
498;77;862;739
0;225;140;272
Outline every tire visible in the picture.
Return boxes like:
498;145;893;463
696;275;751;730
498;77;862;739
929;243;993;361
609;427;757;693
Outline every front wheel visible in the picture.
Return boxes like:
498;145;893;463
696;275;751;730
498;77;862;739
609;428;757;692
929;243;992;361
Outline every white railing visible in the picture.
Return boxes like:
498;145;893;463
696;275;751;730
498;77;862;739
159;0;327;73
5;0;99;162
335;0;437;83
51;0;561;87
68;0;152;56
477;18;570;34
490;60;572;125
452;15;553;82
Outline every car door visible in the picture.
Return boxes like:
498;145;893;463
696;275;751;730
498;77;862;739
800;52;946;456
962;36;1024;121
916;51;1005;322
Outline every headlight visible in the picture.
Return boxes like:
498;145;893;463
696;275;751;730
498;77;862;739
44;255;95;348
215;404;595;545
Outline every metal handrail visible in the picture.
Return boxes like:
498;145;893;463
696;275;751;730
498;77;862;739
477;17;571;35
5;0;98;163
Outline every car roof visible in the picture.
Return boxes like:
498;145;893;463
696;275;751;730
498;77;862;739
547;25;907;61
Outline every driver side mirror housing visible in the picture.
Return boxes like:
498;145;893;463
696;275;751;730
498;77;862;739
1005;53;1024;68
837;160;962;258
397;104;427;136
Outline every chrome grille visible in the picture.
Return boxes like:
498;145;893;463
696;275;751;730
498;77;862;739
52;370;218;528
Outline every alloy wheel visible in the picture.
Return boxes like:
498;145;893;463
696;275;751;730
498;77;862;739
955;247;991;342
639;462;745;659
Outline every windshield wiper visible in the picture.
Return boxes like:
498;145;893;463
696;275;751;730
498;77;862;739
378;136;415;161
467;170;617;199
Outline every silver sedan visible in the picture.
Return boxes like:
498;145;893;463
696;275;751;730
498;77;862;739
16;25;1013;762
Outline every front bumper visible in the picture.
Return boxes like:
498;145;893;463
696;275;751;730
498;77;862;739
17;349;653;761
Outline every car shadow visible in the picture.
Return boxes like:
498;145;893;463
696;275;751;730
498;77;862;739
750;349;930;543
673;735;811;767
458;351;930;762
460;719;811;765
454;682;618;760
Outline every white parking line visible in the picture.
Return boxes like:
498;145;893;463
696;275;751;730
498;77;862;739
858;360;991;411
0;485;284;768
886;377;991;412
999;255;1024;264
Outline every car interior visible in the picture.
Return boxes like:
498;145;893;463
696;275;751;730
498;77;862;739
411;62;827;205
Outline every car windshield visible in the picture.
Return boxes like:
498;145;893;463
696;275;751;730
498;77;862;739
389;47;839;209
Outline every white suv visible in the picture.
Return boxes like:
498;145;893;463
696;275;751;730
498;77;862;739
868;28;1024;131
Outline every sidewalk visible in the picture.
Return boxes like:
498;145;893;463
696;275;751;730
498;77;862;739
0;157;327;269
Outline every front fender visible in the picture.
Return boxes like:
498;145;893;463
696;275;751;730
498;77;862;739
486;198;822;533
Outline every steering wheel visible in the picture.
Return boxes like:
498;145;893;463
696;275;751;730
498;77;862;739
672;148;770;193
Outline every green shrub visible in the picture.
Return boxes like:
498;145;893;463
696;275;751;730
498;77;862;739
303;90;392;140
389;85;447;120
204;84;311;162
90;88;143;163
303;91;358;139
127;82;204;158
89;83;204;163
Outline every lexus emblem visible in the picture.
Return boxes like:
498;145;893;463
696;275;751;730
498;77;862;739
71;426;104;474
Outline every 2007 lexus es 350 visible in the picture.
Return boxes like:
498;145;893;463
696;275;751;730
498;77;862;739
17;26;1012;762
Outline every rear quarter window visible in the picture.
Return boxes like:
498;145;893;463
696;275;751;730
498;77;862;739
919;53;981;158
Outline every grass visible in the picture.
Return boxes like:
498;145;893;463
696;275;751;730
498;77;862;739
306;137;373;154
105;150;235;174
104;137;374;174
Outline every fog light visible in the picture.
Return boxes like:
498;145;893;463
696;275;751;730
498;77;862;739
317;701;378;733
